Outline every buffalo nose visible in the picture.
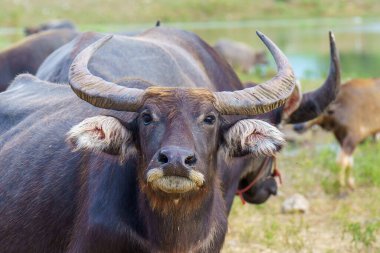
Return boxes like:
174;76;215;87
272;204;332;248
157;147;197;167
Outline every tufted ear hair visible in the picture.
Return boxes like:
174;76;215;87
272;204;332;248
67;115;134;164
224;119;285;157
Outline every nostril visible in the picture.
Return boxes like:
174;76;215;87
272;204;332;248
158;153;169;164
184;155;197;166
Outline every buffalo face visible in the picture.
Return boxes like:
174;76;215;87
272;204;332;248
67;94;285;210
66;30;296;212
138;89;219;198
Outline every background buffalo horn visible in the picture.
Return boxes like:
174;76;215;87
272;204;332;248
286;31;341;123
69;35;146;111
213;31;296;115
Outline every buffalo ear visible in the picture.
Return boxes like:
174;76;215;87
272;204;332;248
224;119;285;157
282;80;302;121
67;115;134;163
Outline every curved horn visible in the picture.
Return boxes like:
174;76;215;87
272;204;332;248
287;31;341;123
213;31;296;115
69;35;146;111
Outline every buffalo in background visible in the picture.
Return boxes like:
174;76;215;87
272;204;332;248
234;31;341;204
294;78;380;190
0;29;78;92
24;19;76;35
213;39;268;73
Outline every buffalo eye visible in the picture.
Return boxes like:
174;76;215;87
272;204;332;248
204;115;216;125
142;113;153;125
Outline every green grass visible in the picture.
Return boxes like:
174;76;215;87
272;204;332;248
355;141;380;187
343;220;380;251
1;0;380;27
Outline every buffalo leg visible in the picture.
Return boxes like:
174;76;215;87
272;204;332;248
336;149;353;187
373;132;380;142
337;137;357;190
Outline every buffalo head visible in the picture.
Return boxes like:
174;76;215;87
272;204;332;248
66;32;296;212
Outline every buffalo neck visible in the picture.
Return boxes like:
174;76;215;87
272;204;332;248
219;154;249;213
138;174;227;253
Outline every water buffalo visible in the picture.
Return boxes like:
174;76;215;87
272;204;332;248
24;19;76;35
0;27;295;252
213;39;268;73
36;30;339;209
0;29;78;92
234;31;341;204
294;78;380;190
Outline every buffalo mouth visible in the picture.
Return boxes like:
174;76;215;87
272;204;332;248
151;176;198;193
147;168;204;194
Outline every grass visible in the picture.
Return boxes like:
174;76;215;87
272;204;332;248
343;220;380;251
1;0;380;27
355;141;380;187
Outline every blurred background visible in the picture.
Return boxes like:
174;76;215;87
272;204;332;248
2;0;380;81
1;0;379;252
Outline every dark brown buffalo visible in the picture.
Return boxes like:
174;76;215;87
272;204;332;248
0;27;295;252
0;29;78;91
213;39;268;73
234;31;341;204
294;78;380;190
24;20;76;35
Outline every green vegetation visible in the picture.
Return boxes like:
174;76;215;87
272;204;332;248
355;141;380;187
343;220;380;251
1;0;380;27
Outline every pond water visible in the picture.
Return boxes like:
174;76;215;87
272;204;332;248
187;17;380;81
1;17;380;81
